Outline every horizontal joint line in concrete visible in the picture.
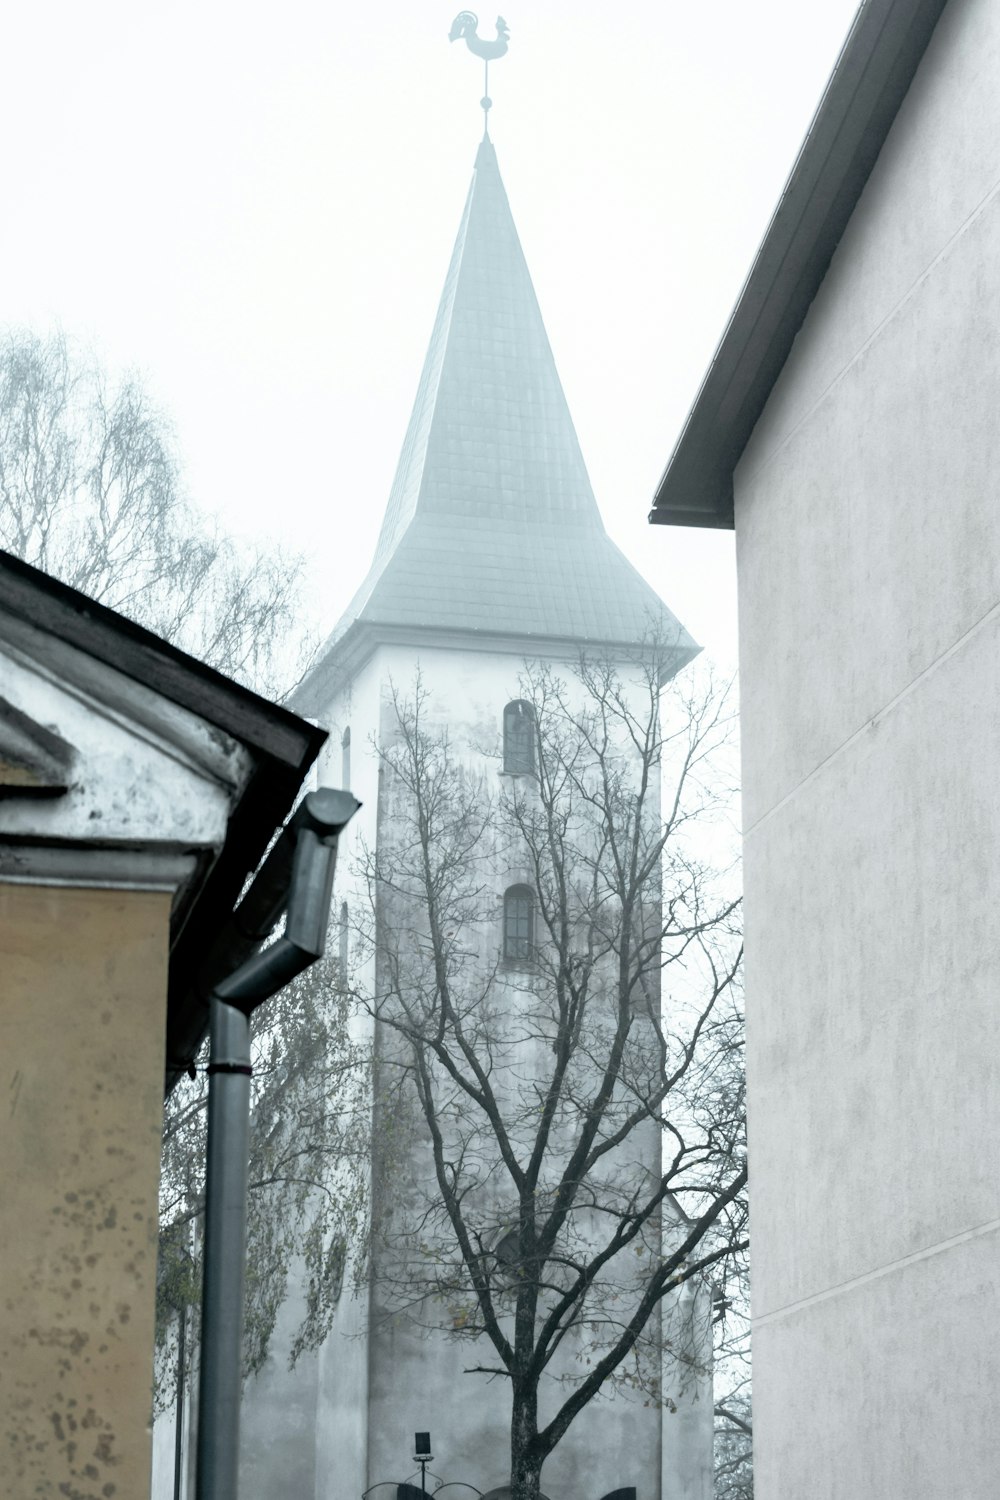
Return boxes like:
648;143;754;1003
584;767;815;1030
754;1215;1000;1328
740;170;1000;495
744;591;1000;837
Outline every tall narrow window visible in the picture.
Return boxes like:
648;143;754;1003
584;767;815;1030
503;700;535;775
339;901;349;978
341;726;351;789
503;885;534;963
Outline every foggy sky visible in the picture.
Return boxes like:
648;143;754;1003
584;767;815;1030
1;1;861;665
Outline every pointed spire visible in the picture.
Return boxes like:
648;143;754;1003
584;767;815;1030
297;143;696;709
373;136;604;563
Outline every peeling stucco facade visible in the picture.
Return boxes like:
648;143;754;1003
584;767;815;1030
2;883;169;1499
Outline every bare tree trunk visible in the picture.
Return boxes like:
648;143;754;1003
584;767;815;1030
510;1381;543;1500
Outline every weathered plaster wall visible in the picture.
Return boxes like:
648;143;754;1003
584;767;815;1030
205;639;705;1500
733;0;1000;1494
351;645;667;1500
1;882;169;1500
0;639;250;852
661;1283;713;1500
239;1279;320;1494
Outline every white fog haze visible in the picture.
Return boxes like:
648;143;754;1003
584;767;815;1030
6;4;996;1496
0;0;861;670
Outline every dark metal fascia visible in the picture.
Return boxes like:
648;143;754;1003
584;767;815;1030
649;0;950;530
0;549;324;768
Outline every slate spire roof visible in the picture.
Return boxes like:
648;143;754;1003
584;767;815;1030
297;137;696;708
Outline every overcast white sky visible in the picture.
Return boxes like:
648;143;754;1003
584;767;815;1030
2;1;861;669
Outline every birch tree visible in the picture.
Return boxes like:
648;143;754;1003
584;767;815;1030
156;956;370;1404
0;326;307;696
0;324;362;1395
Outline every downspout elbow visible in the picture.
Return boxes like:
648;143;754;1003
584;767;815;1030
212;787;361;1015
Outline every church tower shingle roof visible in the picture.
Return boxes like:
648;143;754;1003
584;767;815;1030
297;136;696;709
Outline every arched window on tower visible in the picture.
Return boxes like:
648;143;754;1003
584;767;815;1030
503;700;535;775
339;901;349;979
341;726;351;789
503;885;534;964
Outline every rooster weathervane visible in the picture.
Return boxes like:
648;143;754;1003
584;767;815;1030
449;12;510;134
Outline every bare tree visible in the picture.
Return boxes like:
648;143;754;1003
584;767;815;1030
707;1007;753;1499
714;1314;753;1500
354;655;747;1500
714;1387;753;1500
0;326;308;697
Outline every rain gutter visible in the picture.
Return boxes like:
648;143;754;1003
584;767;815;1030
649;0;949;529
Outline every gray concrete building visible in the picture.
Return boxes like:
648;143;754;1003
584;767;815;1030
651;0;1000;1495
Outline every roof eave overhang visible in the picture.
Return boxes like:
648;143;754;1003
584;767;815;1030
0;551;327;1092
0;551;323;767
649;0;949;531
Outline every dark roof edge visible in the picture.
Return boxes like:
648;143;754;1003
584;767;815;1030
0;549;325;769
0;550;327;1091
649;0;949;530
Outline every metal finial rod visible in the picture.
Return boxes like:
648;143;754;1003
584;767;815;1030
449;12;510;133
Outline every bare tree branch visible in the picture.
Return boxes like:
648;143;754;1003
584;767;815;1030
354;656;747;1500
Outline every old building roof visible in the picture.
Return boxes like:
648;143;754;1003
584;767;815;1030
297;137;696;711
649;0;949;529
0;548;326;1091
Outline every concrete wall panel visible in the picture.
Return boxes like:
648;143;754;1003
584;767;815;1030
752;1225;1000;1499
741;0;1000;504
738;189;1000;826
744;608;1000;1312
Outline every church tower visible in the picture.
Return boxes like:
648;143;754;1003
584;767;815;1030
213;115;712;1500
284;119;706;1496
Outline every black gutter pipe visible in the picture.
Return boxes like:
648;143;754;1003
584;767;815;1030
194;786;360;1500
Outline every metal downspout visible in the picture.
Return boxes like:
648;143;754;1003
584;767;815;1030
194;786;360;1500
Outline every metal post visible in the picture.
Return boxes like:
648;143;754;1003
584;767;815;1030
173;1302;187;1500
414;1432;433;1497
195;997;252;1500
